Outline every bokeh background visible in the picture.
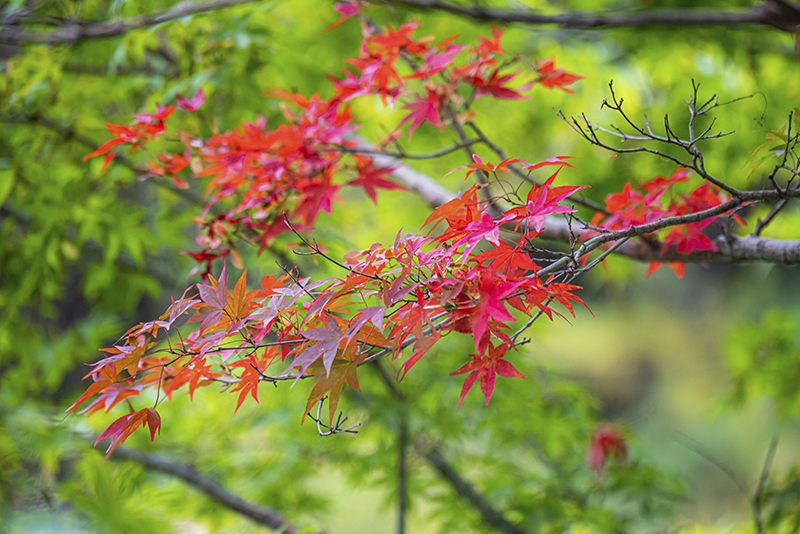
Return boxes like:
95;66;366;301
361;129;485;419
1;0;799;532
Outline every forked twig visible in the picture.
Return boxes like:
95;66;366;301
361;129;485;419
307;396;361;436
283;213;384;282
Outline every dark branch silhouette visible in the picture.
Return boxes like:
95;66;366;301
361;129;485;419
0;0;259;44
383;0;800;33
371;361;526;534
417;442;528;534
111;446;321;534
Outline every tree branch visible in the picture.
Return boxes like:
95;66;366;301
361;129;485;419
753;436;779;534
397;411;409;534
364;138;800;265
415;441;528;534
371;361;526;534
110;446;320;534
0;0;260;44
382;0;800;33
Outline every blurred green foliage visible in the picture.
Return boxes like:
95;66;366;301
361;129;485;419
727;309;800;418
1;0;799;533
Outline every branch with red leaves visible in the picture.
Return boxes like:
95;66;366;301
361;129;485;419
80;13;583;278
71;1;800;460
360;140;800;270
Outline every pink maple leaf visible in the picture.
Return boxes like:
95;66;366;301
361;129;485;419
454;210;501;259
398;90;444;139
176;88;205;112
191;264;229;332
406;44;465;79
503;171;588;233
457;268;524;349
287;313;344;379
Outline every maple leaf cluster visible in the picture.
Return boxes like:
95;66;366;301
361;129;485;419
84;3;583;278
73;149;596;457
75;2;749;460
589;167;744;278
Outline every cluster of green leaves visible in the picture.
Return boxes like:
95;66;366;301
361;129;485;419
727;309;800;418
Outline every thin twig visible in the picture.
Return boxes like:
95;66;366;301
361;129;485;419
331;140;481;160
306;396;361;435
752;180;800;236
673;432;749;497
283;213;384;282
753;436;779;534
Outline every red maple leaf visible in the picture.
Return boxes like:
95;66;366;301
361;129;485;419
229;357;263;413
457;268;524;349
95;407;161;461
503;171;588;233
471;235;540;275
348;155;406;204
536;56;584;94
449;342;526;409
472;68;528;100
475;24;504;56
447;154;522;180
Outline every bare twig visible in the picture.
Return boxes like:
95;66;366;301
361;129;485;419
283;213;384;282
561;81;742;195
306;396;361;436
752;180;800;236
673;432;750;497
